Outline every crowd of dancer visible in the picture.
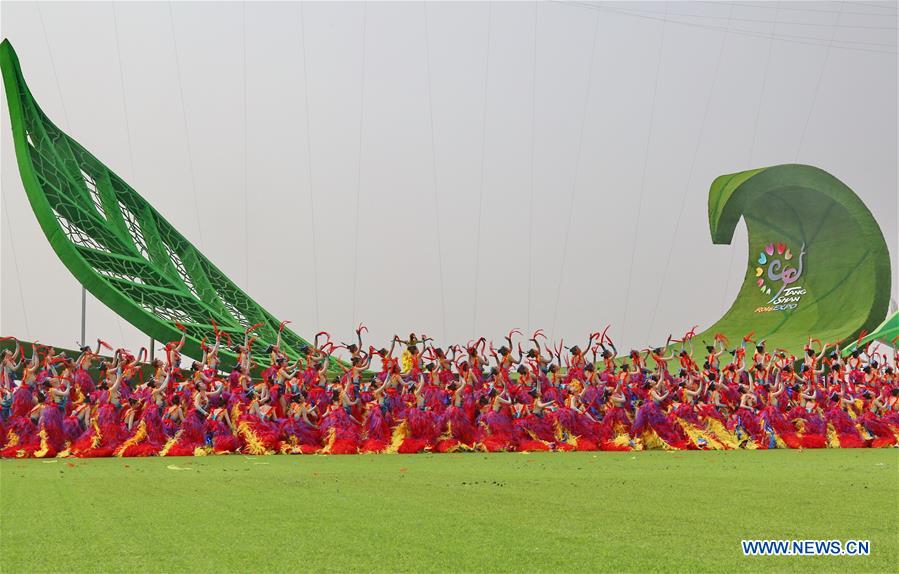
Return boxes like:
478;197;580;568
1;325;898;458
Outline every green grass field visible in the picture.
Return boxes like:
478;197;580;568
1;450;896;573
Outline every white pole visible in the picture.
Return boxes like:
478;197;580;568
80;287;86;345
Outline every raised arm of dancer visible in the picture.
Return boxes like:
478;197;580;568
110;367;124;394
771;381;785;399
341;387;359;407
28;344;40;369
317;360;329;379
372;378;389;398
359;351;372;371
600;342;617;362
174;331;186;352
300;406;318;427
501;334;521;365
207;383;224;400
197;369;215;385
193;392;209;416
49;380;69;399
72;347;88;370
584;333;597;357
684;384;699;401
11;340;21;363
739;393;755;411
355;326;365;351
488;343;500;367
388;336;398;357
156;370;172;395
531;336;544;359
9;343;23;371
659;337;676;362
312;333;328;357
289;354;305;371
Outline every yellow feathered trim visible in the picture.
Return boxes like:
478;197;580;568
281;435;307;455
90;419;102;449
443;441;474;453
401;350;413;374
551;419;580;447
319;426;337;454
57;441;72;458
771;431;787;450
437;421;453;442
856;424;874;442
677;420;726;450
236;420;271;455
4;430;20;449
435;422;473;452
826;423;841;448
114;420;148;457
611;433;632;448
706;418;740;450
524;429;554;449
731;424;759;449
640;429;674;450
159;430;183;457
553;419;563;442
230;404;242;429
33;428;51;458
386;420;410;454
193;446;211;456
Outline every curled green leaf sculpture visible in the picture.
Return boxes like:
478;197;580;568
688;164;892;355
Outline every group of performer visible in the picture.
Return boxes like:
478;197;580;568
1;325;898;458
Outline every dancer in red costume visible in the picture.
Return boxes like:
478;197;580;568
319;391;361;455
281;393;322;454
632;377;689;450
478;387;515;452
3;326;897;458
513;384;557;452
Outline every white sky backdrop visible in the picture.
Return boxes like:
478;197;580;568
1;0;897;357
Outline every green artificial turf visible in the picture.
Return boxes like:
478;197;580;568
1;450;896;573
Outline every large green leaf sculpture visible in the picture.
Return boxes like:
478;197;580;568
1;40;339;372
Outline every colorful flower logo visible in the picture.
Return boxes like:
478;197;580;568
755;241;806;303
